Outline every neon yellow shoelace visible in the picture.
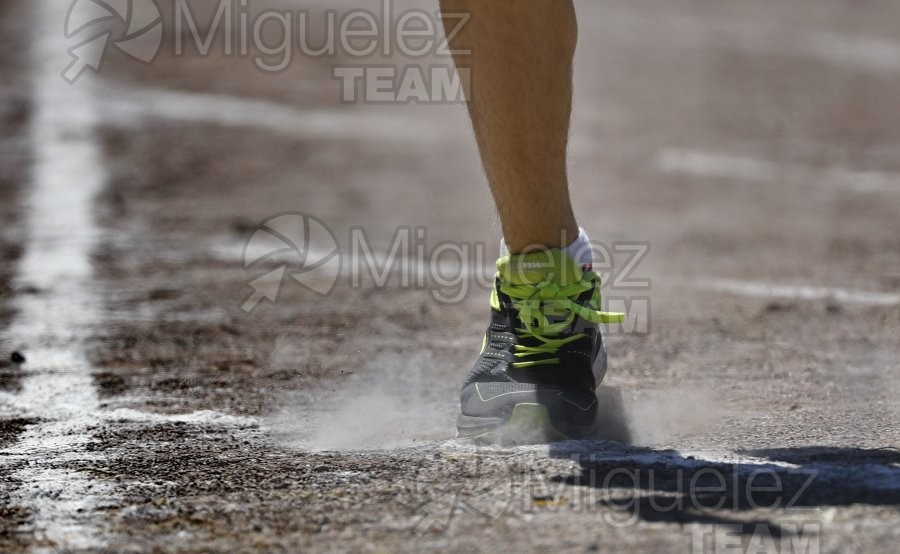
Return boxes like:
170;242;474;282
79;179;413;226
498;271;625;368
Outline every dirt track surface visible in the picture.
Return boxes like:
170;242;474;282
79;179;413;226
1;0;899;552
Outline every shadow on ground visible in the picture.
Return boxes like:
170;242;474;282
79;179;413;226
548;441;900;536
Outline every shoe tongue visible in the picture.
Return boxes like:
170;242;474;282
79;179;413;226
497;249;583;287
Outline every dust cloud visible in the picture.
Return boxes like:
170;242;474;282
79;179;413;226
265;332;727;451
623;387;728;446
266;349;459;451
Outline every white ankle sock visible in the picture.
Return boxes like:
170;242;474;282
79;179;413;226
564;228;594;267
500;228;594;267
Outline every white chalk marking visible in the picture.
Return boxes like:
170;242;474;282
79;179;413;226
102;85;445;144
0;3;259;551
211;237;494;284
804;31;900;73
0;0;114;549
438;440;900;494
599;9;900;74
655;149;900;194
702;279;900;307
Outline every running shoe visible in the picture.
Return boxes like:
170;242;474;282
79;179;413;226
457;249;624;444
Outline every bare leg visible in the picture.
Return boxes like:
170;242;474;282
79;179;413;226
440;0;580;253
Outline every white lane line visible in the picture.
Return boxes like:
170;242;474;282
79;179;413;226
656;149;778;182
101;85;446;143
655;149;900;194
541;442;802;469
0;0;113;549
803;31;900;73
598;9;900;74
210;237;495;283
701;279;900;307
730;26;900;73
0;3;259;551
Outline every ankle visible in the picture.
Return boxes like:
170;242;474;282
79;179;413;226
501;228;593;267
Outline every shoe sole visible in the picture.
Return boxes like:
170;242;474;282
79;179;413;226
459;403;573;446
456;386;630;446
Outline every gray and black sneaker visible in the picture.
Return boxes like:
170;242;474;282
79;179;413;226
457;249;625;445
